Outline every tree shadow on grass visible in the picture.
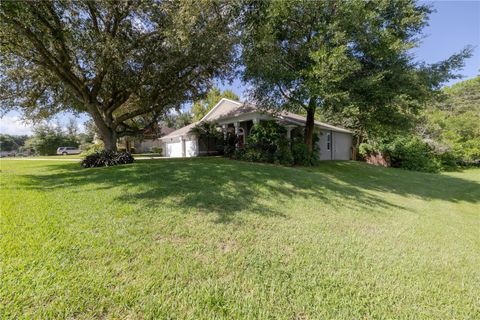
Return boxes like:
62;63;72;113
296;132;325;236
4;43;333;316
316;161;480;204
15;158;480;224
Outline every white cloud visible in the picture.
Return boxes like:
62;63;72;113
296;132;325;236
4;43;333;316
0;114;33;135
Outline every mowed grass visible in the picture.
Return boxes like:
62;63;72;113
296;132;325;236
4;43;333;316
0;158;479;319
24;153;162;159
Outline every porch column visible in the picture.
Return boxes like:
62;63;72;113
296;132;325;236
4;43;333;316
286;126;294;148
222;124;227;139
253;117;259;125
234;121;240;135
180;136;186;157
286;127;293;140
234;122;240;148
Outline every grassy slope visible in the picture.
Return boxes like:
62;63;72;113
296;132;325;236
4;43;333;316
0;158;479;319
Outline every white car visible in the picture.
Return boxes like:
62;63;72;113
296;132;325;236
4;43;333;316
57;147;81;155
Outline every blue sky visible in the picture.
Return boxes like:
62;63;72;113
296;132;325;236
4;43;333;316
1;0;479;135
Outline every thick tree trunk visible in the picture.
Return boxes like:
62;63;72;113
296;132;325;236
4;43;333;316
100;129;117;151
87;103;118;151
352;134;362;161
352;128;366;161
304;99;316;154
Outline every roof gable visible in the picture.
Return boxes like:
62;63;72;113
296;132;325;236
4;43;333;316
201;98;243;122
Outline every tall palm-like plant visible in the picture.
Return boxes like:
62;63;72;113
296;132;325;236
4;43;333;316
191;122;223;155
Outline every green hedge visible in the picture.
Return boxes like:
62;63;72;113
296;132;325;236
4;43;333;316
359;135;458;173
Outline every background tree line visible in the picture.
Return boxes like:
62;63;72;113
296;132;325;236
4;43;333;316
0;119;95;155
420;76;479;164
0;134;29;153
331;75;479;171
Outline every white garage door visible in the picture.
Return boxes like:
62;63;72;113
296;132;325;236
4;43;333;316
333;132;352;160
166;142;182;157
185;140;198;157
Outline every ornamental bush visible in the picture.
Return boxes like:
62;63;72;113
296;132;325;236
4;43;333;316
80;142;104;156
223;131;238;157
234;121;294;165
384;136;442;173
151;147;163;154
247;121;287;155
81;150;134;168
275;143;294;166
230;121;322;166
291;130;319;166
360;135;458;173
292;143;318;166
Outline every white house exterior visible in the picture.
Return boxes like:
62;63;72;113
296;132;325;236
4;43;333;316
160;98;353;160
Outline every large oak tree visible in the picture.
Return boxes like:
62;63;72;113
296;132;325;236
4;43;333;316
241;0;471;154
1;0;238;150
242;0;359;153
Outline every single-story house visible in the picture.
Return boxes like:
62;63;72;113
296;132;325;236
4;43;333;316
160;98;353;160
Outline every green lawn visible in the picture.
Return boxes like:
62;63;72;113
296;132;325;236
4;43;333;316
10;154;82;159
26;153;162;159
1;158;479;319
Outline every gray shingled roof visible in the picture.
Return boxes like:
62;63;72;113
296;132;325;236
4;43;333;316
161;99;352;140
203;101;257;121
278;111;352;133
160;121;200;140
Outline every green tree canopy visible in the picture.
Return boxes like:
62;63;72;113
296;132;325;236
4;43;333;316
420;76;480;161
1;0;239;150
164;111;193;130
191;87;239;121
241;0;472;153
0;134;29;152
242;0;360;153
0;134;18;152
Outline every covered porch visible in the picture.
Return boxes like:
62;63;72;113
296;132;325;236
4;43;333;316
217;112;298;148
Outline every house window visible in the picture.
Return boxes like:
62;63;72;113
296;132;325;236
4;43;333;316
327;132;331;151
